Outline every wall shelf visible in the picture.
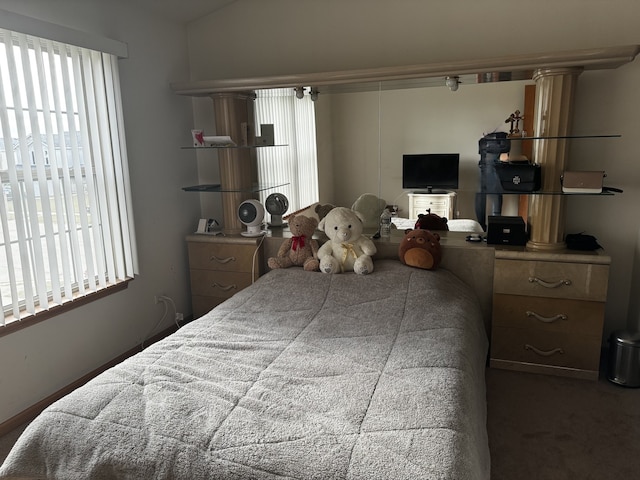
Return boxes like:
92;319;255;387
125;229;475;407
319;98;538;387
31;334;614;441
486;190;616;196
182;183;289;193
181;144;287;150
507;134;621;140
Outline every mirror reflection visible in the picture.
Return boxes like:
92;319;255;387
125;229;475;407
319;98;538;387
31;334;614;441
313;76;534;233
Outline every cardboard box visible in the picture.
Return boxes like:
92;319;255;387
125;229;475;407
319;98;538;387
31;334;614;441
487;216;527;246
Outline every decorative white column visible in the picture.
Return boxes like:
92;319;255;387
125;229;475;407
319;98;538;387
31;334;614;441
526;67;582;250
210;92;256;235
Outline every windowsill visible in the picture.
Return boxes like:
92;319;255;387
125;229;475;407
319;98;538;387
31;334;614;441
0;279;133;338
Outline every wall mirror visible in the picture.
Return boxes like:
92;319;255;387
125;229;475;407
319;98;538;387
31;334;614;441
176;45;638;235
311;73;535;231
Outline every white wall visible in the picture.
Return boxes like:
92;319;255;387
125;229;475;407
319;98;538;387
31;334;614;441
185;0;640;341
0;0;200;424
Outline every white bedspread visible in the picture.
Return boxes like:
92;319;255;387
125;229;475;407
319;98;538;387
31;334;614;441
392;217;484;232
0;260;490;480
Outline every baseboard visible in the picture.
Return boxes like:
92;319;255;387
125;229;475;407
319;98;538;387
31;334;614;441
0;322;186;437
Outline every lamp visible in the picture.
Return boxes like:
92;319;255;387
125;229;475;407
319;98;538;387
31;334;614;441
294;86;305;99
445;76;461;91
309;87;319;101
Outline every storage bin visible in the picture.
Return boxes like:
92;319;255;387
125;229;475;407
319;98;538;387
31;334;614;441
608;330;640;387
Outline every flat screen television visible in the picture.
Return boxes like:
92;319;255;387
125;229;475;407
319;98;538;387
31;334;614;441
402;153;459;193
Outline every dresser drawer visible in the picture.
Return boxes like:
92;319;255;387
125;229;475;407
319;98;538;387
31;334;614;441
190;269;255;299
493;259;609;301
412;197;448;208
492;294;605;335
491;326;602;371
188;242;259;273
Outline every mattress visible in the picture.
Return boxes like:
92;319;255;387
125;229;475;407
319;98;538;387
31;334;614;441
0;259;490;480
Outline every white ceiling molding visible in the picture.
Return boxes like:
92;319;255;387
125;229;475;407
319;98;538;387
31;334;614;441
171;45;640;96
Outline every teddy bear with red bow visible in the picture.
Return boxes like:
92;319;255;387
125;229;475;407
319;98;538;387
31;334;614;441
267;214;320;271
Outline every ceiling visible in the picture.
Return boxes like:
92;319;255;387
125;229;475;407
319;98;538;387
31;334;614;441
131;0;237;24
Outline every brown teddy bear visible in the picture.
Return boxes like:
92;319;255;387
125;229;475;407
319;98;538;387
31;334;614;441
267;214;320;271
314;203;335;222
398;228;442;270
414;209;449;231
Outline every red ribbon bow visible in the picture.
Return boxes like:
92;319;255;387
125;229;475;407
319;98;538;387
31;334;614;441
291;235;306;251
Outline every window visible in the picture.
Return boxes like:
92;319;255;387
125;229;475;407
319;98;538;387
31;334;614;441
254;87;319;218
0;27;138;328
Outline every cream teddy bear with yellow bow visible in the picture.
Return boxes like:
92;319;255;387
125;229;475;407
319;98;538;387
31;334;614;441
317;206;377;275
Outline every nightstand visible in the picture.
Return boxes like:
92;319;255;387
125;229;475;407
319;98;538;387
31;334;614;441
490;249;610;380
408;191;457;219
186;234;264;318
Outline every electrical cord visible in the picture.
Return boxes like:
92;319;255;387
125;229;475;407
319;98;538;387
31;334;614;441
251;233;266;283
141;295;178;349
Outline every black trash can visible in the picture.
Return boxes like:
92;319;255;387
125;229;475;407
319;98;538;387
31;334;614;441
608;330;640;387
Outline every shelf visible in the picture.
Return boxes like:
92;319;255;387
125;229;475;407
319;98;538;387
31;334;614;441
506;134;620;140
480;190;615;196
181;144;287;150
182;183;289;193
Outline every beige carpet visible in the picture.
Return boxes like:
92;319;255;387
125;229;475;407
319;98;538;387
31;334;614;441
487;364;640;479
2;365;639;478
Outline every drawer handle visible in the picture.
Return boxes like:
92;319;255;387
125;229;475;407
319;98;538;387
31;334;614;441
526;311;568;323
210;255;236;264
525;344;564;357
212;282;237;292
528;277;572;289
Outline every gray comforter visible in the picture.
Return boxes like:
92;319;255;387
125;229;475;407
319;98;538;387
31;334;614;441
0;260;489;479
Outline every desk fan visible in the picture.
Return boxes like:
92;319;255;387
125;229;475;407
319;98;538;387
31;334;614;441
265;193;289;227
238;199;265;237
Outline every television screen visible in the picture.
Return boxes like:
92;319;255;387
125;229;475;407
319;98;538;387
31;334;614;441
402;153;459;192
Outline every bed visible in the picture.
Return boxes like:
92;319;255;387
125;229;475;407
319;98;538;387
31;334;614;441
392;217;484;233
0;259;490;480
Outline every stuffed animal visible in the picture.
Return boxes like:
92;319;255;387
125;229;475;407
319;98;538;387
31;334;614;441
398;228;442;270
351;193;387;229
317;207;377;274
267;214;320;271
415;209;449;231
314;203;335;222
283;202;334;229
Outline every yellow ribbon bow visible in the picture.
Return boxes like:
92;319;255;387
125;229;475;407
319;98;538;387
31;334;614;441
340;243;358;272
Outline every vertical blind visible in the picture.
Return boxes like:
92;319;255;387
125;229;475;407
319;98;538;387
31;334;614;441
0;27;138;325
254;88;319;219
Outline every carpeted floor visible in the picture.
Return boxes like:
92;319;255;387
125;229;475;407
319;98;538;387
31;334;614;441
2;363;639;478
486;363;640;479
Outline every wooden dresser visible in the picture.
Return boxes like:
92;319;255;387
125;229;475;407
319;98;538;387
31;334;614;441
186;234;264;318
490;249;610;380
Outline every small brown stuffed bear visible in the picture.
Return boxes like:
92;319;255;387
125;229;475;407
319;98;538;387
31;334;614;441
314;203;335;222
268;214;320;271
414;209;449;231
398;228;442;270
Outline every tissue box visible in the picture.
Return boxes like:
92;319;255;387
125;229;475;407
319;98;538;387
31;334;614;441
487;216;527;246
561;171;605;194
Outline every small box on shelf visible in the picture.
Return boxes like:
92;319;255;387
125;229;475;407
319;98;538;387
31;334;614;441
254;124;274;146
487;216;527;246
